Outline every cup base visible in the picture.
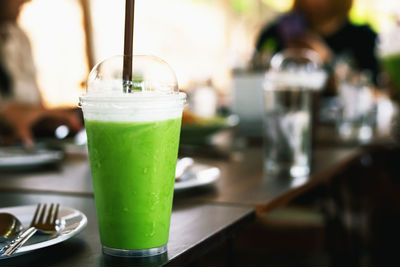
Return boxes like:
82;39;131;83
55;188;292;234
102;244;167;257
265;160;310;178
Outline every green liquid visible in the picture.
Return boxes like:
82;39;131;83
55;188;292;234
382;53;400;89
85;118;182;249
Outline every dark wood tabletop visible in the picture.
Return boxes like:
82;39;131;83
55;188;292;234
178;146;362;210
0;138;371;266
0;146;362;210
0;192;254;267
1;98;396;267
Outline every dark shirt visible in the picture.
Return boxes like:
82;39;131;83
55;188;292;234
255;18;379;84
0;59;11;97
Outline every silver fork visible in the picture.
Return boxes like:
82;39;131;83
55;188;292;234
2;203;59;256
30;203;60;234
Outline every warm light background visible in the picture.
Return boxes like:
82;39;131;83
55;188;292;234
18;0;89;108
16;0;400;108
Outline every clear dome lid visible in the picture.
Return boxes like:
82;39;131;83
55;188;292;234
85;55;180;97
80;55;185;122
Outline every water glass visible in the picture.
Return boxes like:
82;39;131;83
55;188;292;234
263;49;326;178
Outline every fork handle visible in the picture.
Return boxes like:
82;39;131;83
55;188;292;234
1;227;37;256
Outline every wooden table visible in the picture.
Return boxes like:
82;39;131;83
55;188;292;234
0;146;362;210
0;192;253;266
0;143;367;266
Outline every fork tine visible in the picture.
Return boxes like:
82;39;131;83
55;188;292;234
45;204;54;225
37;203;47;226
53;204;60;226
30;203;41;227
30;203;60;233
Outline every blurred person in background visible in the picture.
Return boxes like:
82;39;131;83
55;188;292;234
0;0;82;147
252;0;380;94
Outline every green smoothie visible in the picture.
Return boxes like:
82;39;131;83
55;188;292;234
85;118;181;250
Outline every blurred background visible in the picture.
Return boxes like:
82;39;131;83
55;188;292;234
16;0;400;108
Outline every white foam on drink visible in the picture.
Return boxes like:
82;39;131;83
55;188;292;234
80;91;186;122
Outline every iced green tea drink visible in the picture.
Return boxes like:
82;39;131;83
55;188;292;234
80;55;185;257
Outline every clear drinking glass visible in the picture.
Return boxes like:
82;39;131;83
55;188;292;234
337;71;376;143
80;55;185;257
263;49;326;178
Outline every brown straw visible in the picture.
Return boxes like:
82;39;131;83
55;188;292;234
122;0;135;93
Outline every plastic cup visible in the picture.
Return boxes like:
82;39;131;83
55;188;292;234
79;55;185;257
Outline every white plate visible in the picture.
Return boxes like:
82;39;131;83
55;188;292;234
0;147;63;170
174;163;220;190
0;205;87;259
